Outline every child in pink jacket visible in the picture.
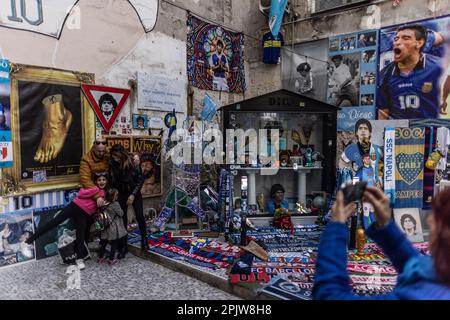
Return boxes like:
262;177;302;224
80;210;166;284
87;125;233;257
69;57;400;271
25;172;108;270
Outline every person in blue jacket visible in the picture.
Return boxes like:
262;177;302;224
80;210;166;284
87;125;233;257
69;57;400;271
313;186;450;300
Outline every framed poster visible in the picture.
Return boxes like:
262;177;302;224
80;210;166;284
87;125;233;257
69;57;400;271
0;210;35;269
3;64;95;196
132;113;149;130
281;39;329;102
132;136;162;198
393;208;424;243
378;15;450;120
328;30;378;131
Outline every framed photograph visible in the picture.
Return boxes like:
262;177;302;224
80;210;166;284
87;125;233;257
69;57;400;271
0;210;35;268
3;64;95;196
132;136;163;198
132;114;149;130
393;208;424;243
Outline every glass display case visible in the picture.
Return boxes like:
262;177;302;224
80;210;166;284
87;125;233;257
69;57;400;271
221;90;338;214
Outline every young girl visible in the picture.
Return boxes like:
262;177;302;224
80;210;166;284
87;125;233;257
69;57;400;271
25;172;109;270
97;188;127;265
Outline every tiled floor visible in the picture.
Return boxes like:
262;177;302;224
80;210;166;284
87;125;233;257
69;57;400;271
0;253;240;300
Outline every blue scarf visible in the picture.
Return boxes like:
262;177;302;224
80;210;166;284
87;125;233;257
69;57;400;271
397;255;438;288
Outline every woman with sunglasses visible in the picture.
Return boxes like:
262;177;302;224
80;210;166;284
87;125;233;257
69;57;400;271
25;172;109;270
108;144;148;257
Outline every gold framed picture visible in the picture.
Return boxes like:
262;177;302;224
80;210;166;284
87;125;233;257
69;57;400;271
2;64;95;196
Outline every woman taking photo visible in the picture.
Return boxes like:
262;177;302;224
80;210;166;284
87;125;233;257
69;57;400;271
313;186;450;299
108;145;148;257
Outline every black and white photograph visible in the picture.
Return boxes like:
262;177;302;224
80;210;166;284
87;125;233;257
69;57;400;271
394;209;424;243
327;53;360;107
282;39;329;101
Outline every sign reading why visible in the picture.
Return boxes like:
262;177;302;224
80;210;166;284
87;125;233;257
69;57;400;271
138;73;186;113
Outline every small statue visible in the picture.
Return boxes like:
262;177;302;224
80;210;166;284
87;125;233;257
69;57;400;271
305;148;313;167
291;145;301;157
256;193;265;213
356;226;366;256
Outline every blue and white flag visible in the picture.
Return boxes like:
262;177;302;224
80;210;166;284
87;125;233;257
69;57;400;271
269;0;288;37
384;127;396;207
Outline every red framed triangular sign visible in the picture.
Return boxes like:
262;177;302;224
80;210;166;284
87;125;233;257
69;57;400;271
81;84;131;132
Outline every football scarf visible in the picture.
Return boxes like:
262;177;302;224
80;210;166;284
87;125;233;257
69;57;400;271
230;272;271;284
394;128;425;208
260;276;313;300
350;275;397;286
150;245;219;270
153;207;173;228
422;127;436;209
347;263;397;276
384;127;396;206
352;284;395;296
154;243;230;268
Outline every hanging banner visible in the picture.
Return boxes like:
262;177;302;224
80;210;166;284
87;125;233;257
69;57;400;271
269;0;288;37
384;127;396;206
187;14;246;93
394;128;425;208
81;84;130;133
378;15;450;120
328;30;378;131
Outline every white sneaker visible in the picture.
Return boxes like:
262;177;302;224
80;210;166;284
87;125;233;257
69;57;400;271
76;259;86;270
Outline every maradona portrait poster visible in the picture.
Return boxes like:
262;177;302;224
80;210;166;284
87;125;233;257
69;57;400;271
378;15;450;120
187;14;246;93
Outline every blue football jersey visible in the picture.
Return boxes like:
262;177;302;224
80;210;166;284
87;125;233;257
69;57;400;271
378;54;444;119
263;32;284;64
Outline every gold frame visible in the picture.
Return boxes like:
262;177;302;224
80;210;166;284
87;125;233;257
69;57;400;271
132;135;163;198
2;64;95;196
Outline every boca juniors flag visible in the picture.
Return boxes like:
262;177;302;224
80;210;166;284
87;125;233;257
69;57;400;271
394;128;425;208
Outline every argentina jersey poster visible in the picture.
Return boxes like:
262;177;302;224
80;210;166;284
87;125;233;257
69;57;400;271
378;15;450;120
